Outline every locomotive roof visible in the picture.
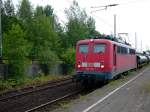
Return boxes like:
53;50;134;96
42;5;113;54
77;39;134;49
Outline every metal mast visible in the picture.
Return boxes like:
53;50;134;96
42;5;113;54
114;14;116;37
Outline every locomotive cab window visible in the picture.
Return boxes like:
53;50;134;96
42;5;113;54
79;44;88;53
94;44;106;53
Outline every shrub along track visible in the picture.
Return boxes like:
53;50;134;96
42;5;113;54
0;77;81;112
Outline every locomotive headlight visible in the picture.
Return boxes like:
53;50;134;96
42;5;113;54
77;61;81;68
100;61;104;69
90;39;94;42
77;64;81;68
100;65;104;69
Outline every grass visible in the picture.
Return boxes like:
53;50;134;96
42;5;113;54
23;74;69;87
58;101;70;109
0;74;70;94
0;80;13;91
79;94;87;100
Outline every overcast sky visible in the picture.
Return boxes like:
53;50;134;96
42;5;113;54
12;0;150;52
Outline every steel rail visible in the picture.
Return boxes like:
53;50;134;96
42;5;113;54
25;90;81;112
0;77;73;102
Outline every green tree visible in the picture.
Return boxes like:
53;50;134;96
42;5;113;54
34;6;44;16
17;0;32;24
4;0;15;16
51;16;67;58
3;24;30;79
30;8;59;66
65;0;96;47
2;0;21;34
44;5;53;17
17;0;33;37
17;0;33;59
87;17;96;36
62;47;76;74
2;15;22;34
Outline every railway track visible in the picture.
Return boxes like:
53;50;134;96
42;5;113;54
25;90;82;112
0;77;72;101
0;77;80;112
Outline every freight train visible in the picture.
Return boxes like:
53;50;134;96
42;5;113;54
74;35;149;85
136;52;150;68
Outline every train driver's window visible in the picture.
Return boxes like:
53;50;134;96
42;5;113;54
94;44;106;53
79;44;88;53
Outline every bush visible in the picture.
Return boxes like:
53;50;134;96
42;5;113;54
62;47;75;74
3;24;30;79
0;80;12;91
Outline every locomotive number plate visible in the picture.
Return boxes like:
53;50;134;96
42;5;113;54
82;62;87;67
94;63;100;67
82;62;100;67
88;63;93;67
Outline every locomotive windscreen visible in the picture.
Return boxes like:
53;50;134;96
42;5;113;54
94;44;106;53
79;44;88;53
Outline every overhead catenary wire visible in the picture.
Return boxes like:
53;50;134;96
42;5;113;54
85;5;114;34
89;0;148;39
90;0;149;12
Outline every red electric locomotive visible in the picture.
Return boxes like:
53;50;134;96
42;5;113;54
75;36;137;84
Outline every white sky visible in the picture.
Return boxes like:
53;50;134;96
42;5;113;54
12;0;150;52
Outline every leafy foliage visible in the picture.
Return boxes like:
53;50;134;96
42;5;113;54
30;9;59;66
17;0;32;24
17;0;33;41
3;24;30;78
4;0;15;16
62;48;76;74
2;15;22;34
44;5;54;17
65;0;96;47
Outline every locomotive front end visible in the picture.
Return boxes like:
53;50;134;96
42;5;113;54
75;39;113;85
